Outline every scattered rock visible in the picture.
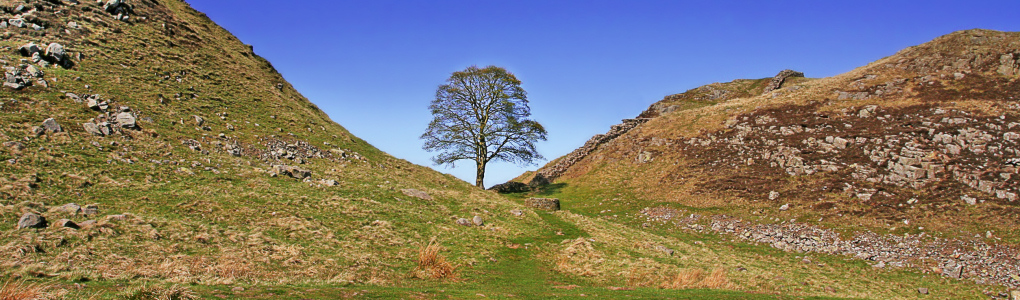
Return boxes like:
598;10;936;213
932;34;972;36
769;191;780;200
942;264;964;279
510;209;524;217
918;288;929;295
8;18;25;28
961;195;977;205
56;219;79;229
779;203;790;211
17;213;47;229
524;198;560;211
83;122;103;136
455;218;472;226
194;115;205;126
272;165;310;179
78;220;96;227
18;43;40;57
116;112;137;129
42;118;62;133
45;43;66;63
472;216;484;226
50;203;82;214
400;188;433;201
655;245;675;256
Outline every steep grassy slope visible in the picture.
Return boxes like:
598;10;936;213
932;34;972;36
521;29;1020;297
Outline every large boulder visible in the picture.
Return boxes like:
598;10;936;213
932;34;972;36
524;198;560;211
45;43;65;63
18;42;40;56
17;213;47;229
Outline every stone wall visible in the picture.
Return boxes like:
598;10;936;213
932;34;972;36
535;118;649;182
762;69;804;94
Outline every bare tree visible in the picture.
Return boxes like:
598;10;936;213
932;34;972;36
421;66;547;187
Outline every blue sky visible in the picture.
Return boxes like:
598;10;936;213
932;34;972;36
185;0;1020;187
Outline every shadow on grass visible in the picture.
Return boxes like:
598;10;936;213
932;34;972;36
532;183;568;196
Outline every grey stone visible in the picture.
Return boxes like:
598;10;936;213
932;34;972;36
83;123;103;136
455;218;472;226
472;215;484;226
918;288;928;295
50;203;82;214
45;43;65;62
510;209;524;217
8;19;25;28
524;198;560;211
18;43;40;57
67;21;78;29
943;264;964;279
194;115;205;126
25;65;42;78
66;93;82;103
962;195;977;205
42;118;61;133
400;188;433;201
17;213;47;229
116;112;136;128
779;203;790;211
655;245;675;256
0;21;6;29
272;165;310;179
104;0;123;13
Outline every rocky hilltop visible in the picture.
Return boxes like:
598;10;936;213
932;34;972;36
524;29;1020;290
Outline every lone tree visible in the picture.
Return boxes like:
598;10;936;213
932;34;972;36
421;66;548;188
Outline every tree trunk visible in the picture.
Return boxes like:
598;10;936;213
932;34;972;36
475;160;486;188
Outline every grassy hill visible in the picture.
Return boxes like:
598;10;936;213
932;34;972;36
517;29;1020;299
0;0;1013;298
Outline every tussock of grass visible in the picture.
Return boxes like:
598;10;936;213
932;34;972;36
0;280;52;300
119;284;198;300
410;239;455;279
661;268;729;289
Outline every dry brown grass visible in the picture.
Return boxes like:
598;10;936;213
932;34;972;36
0;280;52;300
661;268;730;290
409;239;455;279
119;284;198;300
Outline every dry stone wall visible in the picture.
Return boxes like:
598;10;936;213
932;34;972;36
535;118;648;182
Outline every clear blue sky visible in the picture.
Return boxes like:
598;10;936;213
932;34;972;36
185;0;1020;188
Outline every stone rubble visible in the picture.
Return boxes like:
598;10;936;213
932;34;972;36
641;207;1020;289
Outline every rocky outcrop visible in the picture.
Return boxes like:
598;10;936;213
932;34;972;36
536;119;648;182
762;69;804;93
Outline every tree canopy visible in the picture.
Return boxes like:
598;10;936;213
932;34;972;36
421;66;547;187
